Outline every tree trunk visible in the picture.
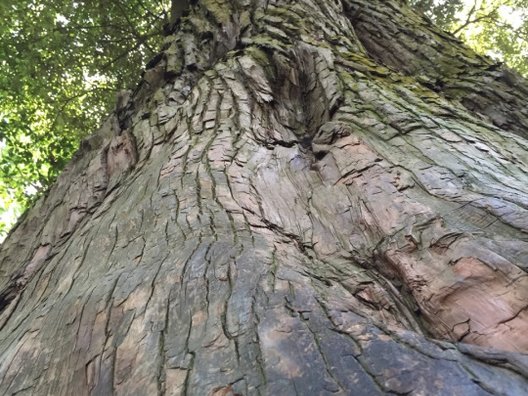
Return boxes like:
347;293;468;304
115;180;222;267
1;0;528;394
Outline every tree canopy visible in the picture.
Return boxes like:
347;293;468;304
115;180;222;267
411;0;528;75
0;0;169;235
0;0;526;237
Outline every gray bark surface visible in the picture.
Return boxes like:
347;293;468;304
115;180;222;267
1;0;528;394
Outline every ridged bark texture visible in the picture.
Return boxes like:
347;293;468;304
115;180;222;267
1;0;528;394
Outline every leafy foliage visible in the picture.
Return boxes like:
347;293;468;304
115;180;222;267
0;0;170;237
410;0;528;76
411;0;465;28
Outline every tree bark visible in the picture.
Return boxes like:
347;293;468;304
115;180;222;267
1;0;528;394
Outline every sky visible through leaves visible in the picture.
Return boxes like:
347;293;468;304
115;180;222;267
0;0;526;240
416;0;528;75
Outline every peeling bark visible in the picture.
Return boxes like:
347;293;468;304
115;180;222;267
1;0;528;394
